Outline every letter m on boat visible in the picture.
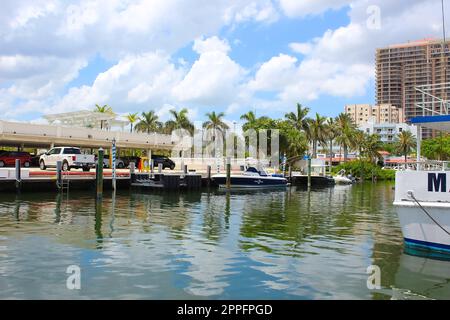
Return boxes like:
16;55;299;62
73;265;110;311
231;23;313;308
428;173;447;193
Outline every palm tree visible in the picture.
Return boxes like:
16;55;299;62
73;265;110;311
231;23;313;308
325;118;339;173
363;133;382;164
135;111;162;134
126;112;139;133
240;111;258;132
335;113;356;162
202;111;229;137
308;113;327;158
285;103;310;132
396;131;416;167
353;130;366;157
165;108;194;136
94;104;114;130
203;111;229;157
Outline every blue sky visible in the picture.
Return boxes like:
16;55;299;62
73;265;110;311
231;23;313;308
0;0;446;124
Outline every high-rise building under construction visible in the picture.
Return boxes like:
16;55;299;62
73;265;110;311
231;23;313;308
376;39;450;137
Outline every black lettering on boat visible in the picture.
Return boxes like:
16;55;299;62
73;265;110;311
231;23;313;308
428;173;447;192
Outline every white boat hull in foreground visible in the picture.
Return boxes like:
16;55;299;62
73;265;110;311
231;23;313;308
394;171;450;253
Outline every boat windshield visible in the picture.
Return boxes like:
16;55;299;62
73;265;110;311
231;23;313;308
246;167;259;173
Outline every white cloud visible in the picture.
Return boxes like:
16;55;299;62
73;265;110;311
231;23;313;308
247;54;297;91
247;0;446;115
0;0;447;122
50;52;184;114
277;0;350;17
230;0;279;24
49;36;246;118
0;0;277;121
289;42;312;55
192;36;231;55
172;37;246;106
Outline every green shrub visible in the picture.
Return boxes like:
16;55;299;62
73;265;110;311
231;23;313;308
332;160;395;181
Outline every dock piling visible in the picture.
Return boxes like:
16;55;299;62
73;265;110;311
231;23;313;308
96;148;104;199
15;159;21;192
158;163;163;174
130;162;136;183
207;165;212;187
307;158;312;189
226;157;231;189
112;138;117;191
56;161;62;190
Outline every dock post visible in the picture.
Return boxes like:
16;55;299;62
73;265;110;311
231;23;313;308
56;160;62;190
150;159;154;177
207;165;212;187
96;148;104;199
184;164;188;175
288;165;292;182
112;138;117;191
307;158;312;188
226;157;231;189
158;163;163;174
15;159;21;192
130;162;136;183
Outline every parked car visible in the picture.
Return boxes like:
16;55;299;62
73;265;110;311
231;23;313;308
151;155;175;170
102;155;125;168
39;147;95;172
31;153;46;167
0;151;32;168
122;156;141;168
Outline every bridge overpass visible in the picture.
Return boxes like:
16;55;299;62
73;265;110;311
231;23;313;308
0;120;176;151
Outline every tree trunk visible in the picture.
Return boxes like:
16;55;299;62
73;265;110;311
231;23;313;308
344;145;348;163
312;140;317;158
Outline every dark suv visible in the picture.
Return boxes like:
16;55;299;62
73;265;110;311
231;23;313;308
0;151;32;167
151;155;175;170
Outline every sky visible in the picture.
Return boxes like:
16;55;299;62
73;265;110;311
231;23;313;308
0;0;448;124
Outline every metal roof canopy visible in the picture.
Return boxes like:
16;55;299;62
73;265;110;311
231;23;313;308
44;111;128;128
411;115;450;133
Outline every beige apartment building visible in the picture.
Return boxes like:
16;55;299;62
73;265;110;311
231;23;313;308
345;103;404;126
376;39;450;136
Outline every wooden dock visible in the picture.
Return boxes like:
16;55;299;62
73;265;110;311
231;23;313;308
0;168;210;192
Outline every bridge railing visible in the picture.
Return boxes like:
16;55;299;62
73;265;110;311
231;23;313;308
384;160;450;171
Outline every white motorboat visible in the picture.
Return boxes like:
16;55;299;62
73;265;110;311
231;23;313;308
334;169;354;185
211;166;288;189
394;112;450;255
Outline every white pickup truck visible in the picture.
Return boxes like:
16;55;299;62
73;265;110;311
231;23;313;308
39;147;95;172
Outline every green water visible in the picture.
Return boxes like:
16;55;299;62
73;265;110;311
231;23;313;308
0;183;449;300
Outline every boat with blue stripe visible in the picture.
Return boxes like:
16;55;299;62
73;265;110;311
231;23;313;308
393;82;450;257
211;166;288;189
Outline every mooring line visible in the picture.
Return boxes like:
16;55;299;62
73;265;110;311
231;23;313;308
407;191;450;237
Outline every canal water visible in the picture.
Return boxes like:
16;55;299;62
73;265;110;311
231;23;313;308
0;183;449;300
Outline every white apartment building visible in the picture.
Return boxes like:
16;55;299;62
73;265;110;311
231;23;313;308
359;120;417;143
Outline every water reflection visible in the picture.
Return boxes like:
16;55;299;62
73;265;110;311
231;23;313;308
0;184;449;299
